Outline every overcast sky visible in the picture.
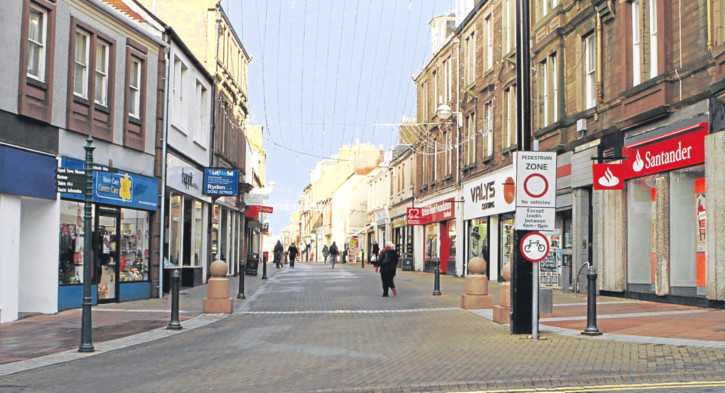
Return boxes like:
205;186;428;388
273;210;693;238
227;0;454;235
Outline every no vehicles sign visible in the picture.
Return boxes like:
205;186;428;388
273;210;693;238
515;152;556;231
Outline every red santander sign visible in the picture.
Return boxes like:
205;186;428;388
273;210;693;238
623;122;707;179
592;163;624;190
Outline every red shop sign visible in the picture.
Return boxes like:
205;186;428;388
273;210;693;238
592;163;624;190
406;207;423;226
245;205;274;217
421;198;455;223
623;122;707;179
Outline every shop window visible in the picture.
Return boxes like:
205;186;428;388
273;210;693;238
58;201;90;285
448;222;457;260
120;208;149;281
627;174;657;285
191;200;205;267
424;223;438;260
669;165;705;288
468;218;489;263
168;194;182;266
500;216;515;270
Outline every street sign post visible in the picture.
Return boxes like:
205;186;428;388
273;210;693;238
519;231;549;340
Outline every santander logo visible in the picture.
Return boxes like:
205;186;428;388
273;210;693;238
632;151;645;173
597;168;620;187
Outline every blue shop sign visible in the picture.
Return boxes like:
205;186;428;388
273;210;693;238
0;145;56;200
60;157;158;210
203;168;239;196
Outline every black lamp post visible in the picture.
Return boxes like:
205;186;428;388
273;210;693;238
79;136;95;353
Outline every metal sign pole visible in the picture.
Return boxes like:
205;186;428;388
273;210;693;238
79;136;95;353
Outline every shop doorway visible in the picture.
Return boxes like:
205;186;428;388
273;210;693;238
96;206;120;303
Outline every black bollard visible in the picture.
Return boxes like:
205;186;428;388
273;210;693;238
237;257;246;299
433;257;442;296
167;269;182;330
262;253;268;280
361;253;365;268
581;264;602;336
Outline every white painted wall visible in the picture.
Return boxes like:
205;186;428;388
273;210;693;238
0;1;22;114
0;195;22;323
19;198;59;314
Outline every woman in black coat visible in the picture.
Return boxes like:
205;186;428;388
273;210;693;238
375;241;398;297
273;240;284;268
329;242;339;269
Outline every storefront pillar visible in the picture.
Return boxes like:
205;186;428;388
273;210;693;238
654;175;671;296
706;131;725;300
592;188;626;292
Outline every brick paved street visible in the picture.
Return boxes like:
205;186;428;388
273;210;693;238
3;263;725;393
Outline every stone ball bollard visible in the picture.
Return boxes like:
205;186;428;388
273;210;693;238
210;259;228;277
502;262;512;282
461;257;493;309
203;260;233;313
468;257;487;275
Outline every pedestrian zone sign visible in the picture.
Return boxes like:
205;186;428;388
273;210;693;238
514;152;556;231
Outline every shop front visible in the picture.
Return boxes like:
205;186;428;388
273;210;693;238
212;196;243;276
622;121;708;298
58;157;158;310
162;154;210;292
415;198;455;274
462;166;515;280
391;216;413;267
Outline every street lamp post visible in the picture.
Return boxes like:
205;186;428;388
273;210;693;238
79;136;95;353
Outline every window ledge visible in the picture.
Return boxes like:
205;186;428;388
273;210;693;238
26;76;48;90
502;145;517;155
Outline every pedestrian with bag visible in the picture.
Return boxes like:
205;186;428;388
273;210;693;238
329;241;339;269
273;240;284;269
288;242;299;268
322;244;329;264
375;241;398;297
370;240;379;266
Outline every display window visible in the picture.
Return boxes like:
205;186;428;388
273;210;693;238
669;165;705;288
424;223;438;260
58;201;91;285
468;218;489;263
500;215;515;269
448;221;456;260
167;192;207;268
627;174;657;285
120;208;149;282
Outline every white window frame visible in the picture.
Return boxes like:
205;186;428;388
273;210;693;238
632;0;641;86
466;32;476;85
129;59;141;119
172;56;189;131
194;79;209;148
73;30;90;98
94;41;109;106
433;139;438;182
503;0;515;54
503;86;517;148
649;0;658;79
484;101;493;157
584;33;596;109
27;5;47;82
541;59;548;127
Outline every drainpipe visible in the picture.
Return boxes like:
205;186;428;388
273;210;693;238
158;34;171;298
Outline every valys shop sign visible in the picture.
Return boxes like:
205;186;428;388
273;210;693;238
624;122;707;179
463;167;516;219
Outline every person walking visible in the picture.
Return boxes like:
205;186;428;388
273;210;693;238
329;241;339;269
370;240;380;265
322;244;329;264
273;240;284;269
375;241;398;297
288;242;299;268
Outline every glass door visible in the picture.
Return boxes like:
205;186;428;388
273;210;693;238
96;207;120;303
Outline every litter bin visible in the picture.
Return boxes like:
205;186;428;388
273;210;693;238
402;254;414;271
246;252;260;276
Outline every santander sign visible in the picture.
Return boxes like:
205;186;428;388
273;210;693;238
623;122;707;179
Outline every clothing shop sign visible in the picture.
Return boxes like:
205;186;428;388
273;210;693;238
203;168;239;196
623;122;707;179
463;167;516;220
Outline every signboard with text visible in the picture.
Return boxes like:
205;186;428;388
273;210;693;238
514;152;557;231
203;168;239;196
463;167;516;220
623;122;707;179
407;199;455;226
